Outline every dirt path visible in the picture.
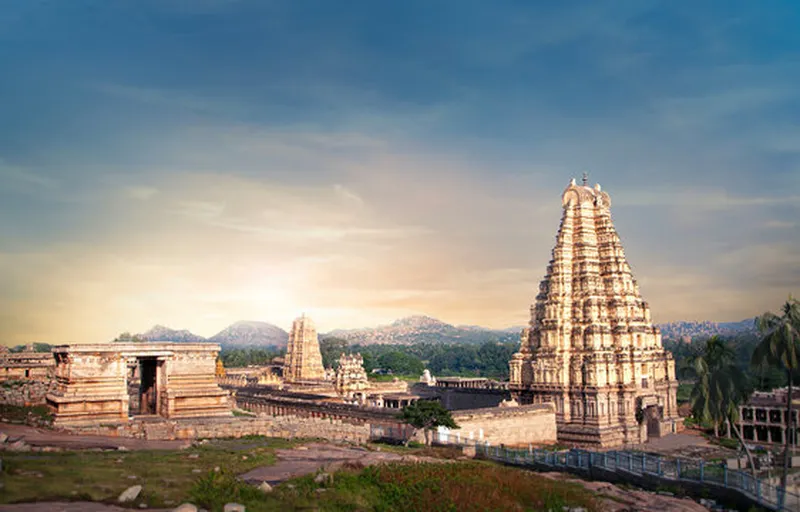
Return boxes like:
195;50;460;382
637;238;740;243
239;443;444;485
0;423;190;451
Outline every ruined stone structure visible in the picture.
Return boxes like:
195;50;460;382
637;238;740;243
737;388;800;446
509;177;679;447
0;347;54;381
334;353;369;403
46;343;231;427
283;314;325;383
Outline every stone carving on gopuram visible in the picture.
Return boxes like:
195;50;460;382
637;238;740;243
335;353;369;403
509;176;679;447
283;314;326;383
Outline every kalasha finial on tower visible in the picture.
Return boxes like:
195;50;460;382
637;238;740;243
582;172;589;186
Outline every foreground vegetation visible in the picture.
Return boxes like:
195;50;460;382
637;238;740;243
0;437;293;507
0;438;598;511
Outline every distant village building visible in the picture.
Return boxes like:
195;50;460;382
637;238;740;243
509;177;680;447
283;314;325;383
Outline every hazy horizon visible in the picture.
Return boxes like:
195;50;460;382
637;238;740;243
2;1;798;345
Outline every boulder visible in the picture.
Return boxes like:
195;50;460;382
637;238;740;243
173;504;198;512
118;484;142;503
223;504;246;512
314;472;332;484
258;481;273;493
7;440;30;452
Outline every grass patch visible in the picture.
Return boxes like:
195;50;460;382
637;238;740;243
0;404;53;425
287;461;598;512
1;440;600;512
0;436;289;507
367;441;464;459
186;461;600;512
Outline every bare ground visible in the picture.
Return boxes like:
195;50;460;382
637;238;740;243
0;423;190;451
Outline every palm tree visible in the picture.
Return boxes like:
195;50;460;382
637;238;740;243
752;297;800;504
690;336;756;475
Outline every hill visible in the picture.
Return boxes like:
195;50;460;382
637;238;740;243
656;318;757;341
324;315;519;345
140;325;207;343
208;320;289;348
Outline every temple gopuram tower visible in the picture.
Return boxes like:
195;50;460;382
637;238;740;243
509;176;679;447
283;314;325;382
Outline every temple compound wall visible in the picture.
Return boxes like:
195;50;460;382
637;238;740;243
438;404;558;446
232;387;557;446
509;178;680;447
71;415;374;444
46;343;231;427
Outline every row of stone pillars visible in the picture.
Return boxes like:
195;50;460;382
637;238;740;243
237;398;358;423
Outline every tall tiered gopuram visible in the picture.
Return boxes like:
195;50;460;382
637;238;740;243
283;314;325;382
509;177;679;447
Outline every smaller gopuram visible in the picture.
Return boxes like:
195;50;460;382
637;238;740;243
283;314;325;383
335;353;369;403
46;343;231;427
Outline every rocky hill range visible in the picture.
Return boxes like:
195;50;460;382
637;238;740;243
134;315;757;348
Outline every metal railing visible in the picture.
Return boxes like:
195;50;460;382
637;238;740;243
438;434;800;511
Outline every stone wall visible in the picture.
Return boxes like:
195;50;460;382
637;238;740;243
411;383;510;410
70;414;372;444
445;404;558;446
0;379;57;406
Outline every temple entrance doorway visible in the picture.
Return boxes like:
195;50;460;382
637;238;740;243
645;405;662;438
127;357;161;416
139;358;158;415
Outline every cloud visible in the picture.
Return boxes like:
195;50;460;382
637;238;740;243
126;186;159;200
0;160;58;190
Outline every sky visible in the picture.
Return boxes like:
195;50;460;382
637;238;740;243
1;0;799;345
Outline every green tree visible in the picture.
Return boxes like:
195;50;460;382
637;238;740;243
399;400;458;446
752;297;800;503
319;337;349;370
113;332;147;342
690;336;755;475
377;351;424;376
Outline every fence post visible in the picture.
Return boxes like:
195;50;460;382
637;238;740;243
676;459;681;479
629;453;633;472
642;454;646;474
657;456;662;476
699;460;704;482
723;464;728;486
756;479;761;503
616;452;620;468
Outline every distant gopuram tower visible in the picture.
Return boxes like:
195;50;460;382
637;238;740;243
283;314;326;382
509;177;679;447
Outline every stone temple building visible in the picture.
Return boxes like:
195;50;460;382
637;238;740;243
509;176;679;447
335;353;369;403
283;314;325;383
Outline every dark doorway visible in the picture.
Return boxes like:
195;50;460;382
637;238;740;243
645;405;662;438
139;358;158;415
